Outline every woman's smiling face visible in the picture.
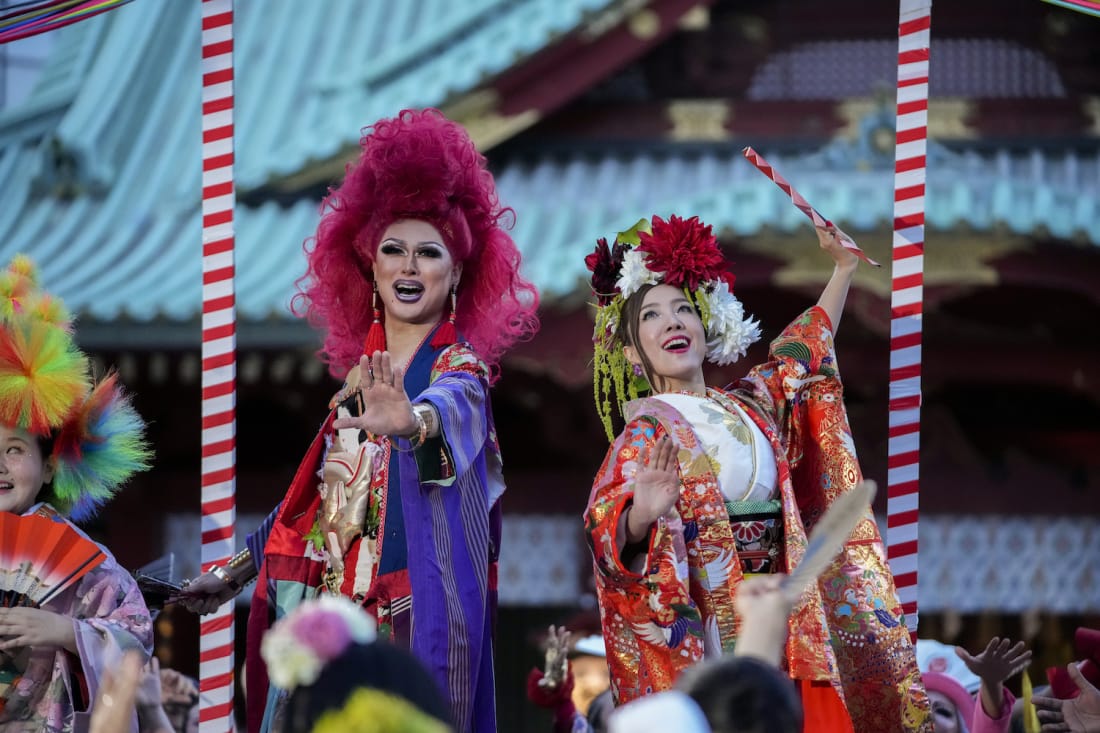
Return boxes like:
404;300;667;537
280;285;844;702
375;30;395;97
0;423;52;515
373;219;461;328
624;283;707;394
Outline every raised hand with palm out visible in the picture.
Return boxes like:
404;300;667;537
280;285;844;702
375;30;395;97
957;636;1032;718
625;435;679;545
332;351;418;438
1033;663;1100;733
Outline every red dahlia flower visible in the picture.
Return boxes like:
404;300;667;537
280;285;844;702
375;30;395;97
637;215;728;291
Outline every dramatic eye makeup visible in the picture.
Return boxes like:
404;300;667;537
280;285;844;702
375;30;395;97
379;240;445;258
416;244;444;258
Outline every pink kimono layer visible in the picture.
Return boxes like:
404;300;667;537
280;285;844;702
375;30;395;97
0;503;153;733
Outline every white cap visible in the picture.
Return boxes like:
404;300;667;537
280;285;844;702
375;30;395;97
609;691;710;733
916;638;982;693
572;635;607;658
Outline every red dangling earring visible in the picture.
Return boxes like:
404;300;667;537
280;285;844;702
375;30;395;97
430;282;458;348
362;281;386;355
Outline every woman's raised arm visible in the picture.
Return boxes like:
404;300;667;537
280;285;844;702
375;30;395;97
814;226;859;336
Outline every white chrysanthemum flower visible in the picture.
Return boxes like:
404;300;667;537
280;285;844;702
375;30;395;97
260;594;376;692
701;281;762;366
616;249;661;300
262;628;323;689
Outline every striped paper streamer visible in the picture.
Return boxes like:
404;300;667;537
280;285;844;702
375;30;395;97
0;0;135;45
887;0;931;641
742;147;880;267
1040;0;1100;18
199;0;236;730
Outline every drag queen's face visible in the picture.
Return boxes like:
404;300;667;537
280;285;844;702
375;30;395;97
0;423;52;515
624;283;707;394
374;219;462;328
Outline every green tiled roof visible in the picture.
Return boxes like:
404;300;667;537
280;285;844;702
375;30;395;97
1;3;1096;335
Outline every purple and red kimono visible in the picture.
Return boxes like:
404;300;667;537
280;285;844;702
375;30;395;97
246;337;503;733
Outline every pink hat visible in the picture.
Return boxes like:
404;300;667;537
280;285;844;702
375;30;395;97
922;671;975;724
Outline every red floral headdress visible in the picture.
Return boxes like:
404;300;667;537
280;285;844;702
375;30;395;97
585;215;760;439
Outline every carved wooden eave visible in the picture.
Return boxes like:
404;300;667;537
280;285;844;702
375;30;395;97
728;227;1033;299
838;97;979;141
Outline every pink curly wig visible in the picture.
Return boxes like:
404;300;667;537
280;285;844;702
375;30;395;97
293;108;540;379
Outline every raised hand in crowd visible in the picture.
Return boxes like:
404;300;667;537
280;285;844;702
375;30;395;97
526;625;578;733
134;656;179;733
88;651;178;733
956;636;1032;718
1033;663;1100;733
540;625;572;690
732;574;796;667
88;651;143;733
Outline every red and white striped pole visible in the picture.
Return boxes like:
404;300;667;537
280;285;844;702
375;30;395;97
887;0;931;642
199;0;236;730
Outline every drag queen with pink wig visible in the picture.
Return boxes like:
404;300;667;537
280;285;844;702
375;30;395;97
182;109;538;733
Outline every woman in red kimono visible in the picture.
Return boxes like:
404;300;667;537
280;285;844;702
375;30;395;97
582;215;931;732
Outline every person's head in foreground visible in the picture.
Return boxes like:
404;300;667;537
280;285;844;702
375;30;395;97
921;671;974;733
607;690;711;733
261;594;451;732
677;655;803;733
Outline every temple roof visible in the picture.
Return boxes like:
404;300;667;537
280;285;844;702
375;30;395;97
0;0;1097;336
2;137;1095;337
0;0;618;189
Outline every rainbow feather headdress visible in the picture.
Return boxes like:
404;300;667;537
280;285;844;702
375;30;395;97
0;256;150;521
586;215;762;440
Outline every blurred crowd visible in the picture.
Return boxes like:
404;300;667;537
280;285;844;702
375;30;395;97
73;579;1099;733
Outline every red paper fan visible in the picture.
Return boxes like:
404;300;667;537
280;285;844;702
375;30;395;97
0;512;106;608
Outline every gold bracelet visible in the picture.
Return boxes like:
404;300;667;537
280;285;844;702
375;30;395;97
227;548;252;572
210;565;241;593
226;548;259;586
